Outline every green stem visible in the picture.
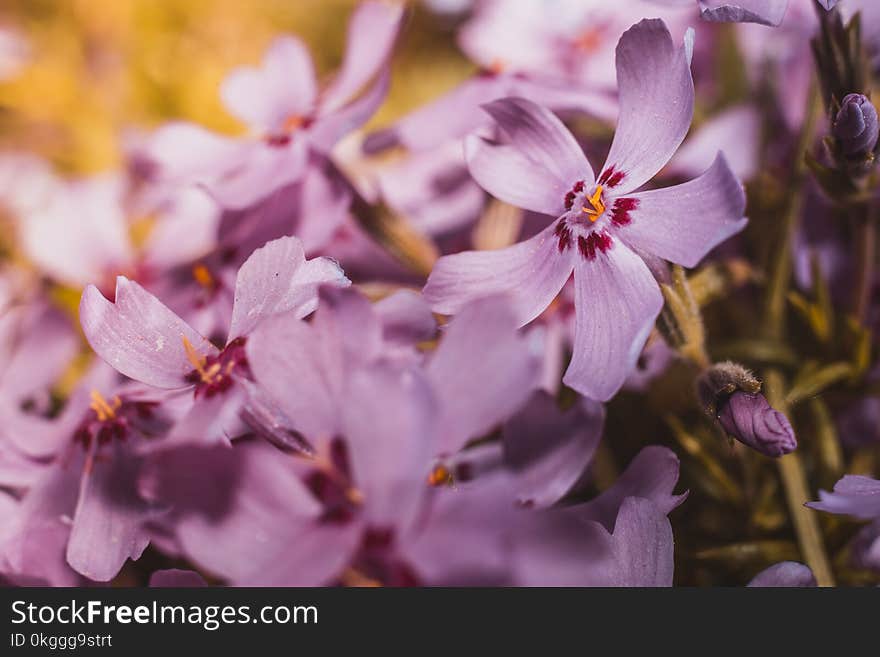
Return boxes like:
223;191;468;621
761;82;835;586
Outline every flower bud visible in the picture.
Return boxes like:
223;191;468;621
716;391;797;457
833;93;879;158
697;361;796;457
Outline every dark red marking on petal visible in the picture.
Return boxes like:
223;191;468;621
598;166;625;188
611;197;639;226
577;231;613;261
573;180;585;193
606;170;625;188
555;222;572;252
564;191;575;210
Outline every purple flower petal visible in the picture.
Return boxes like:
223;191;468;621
502;393;604;508
342;363;436;531
80;277;218;389
424;222;575;325
376;76;506;152
227;236;350;342
66;443;153;582
607;497;675;586
602;19;694;195
247;316;341;440
807;475;880;520
220;36;317;133
620;154;747;268
564;241;664;401
699;0;789;27
747;561;816;587
374;290;437;346
427;295;539;453
481;97;594;197
667;104;760;181
309;67;392;153
203;139;309;210
319;1;404;114
577;446;687;531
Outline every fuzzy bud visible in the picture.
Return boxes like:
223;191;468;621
697;361;797;458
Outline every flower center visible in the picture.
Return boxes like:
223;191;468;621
555;177;640;260
581;184;606;222
574;26;603;54
183;336;250;398
265;114;311;147
89;390;121;422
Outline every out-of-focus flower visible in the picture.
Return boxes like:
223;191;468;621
808;475;880;519
690;0;837;27
366;0;694;155
79;236;349;444
424;20;747;401
809;476;880;572
0;27;29;81
0;363;173;583
136;1;404;211
666;105;762;182
747;561;817;586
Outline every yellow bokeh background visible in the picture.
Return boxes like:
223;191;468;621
0;0;472;173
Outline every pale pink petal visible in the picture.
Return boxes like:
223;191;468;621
601;19;694;195
220;36;317;132
372;76;506;152
577;446;687;530
80;277;217;389
66;443;153;582
464;136;568;215
427;295;539;453
423;222;575;325
374;290;437;346
309;68;392;153
247;316;341;440
667;105;760;181
320;1;404;113
481;97;593;190
342;363;436;531
227;236;349;342
699;0;789;26
564;241;664;401
502;394;604;508
619;154;747;268
204;139;309;210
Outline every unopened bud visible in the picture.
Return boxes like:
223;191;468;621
833;93;879;158
697;361;796;457
717;391;797;457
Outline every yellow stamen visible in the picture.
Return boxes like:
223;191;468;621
192;264;214;290
574;27;603;53
89;390;121;422
340;568;381;587
182;335;218;384
283;114;304;133
581;184;605;222
427;464;453;487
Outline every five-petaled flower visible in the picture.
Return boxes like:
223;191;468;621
424;19;747;401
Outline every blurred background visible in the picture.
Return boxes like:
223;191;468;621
0;0;467;173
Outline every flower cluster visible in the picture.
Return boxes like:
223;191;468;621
0;0;878;587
